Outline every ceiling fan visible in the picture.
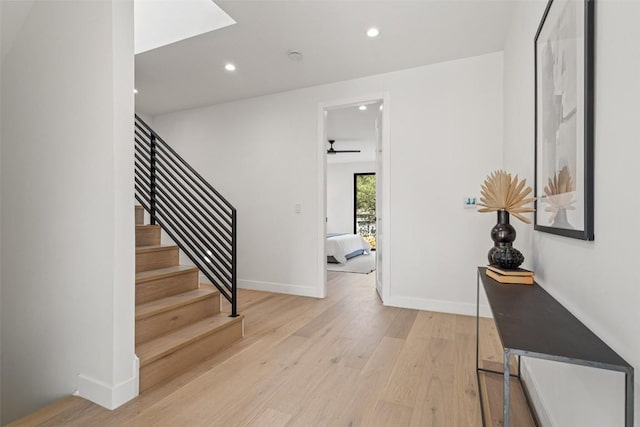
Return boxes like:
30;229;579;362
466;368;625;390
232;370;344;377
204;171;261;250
327;139;361;155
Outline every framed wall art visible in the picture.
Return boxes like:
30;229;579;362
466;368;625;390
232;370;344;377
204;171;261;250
534;0;595;240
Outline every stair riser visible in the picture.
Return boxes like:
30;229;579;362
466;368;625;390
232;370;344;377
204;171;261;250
136;248;179;273
136;227;161;246
136;294;221;345
139;319;243;391
136;270;199;304
135;206;144;225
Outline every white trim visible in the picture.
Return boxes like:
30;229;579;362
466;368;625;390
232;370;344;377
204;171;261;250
316;104;328;298
385;295;493;318
521;360;555;427
317;92;391;301
380;93;391;303
75;356;139;410
238;279;322;298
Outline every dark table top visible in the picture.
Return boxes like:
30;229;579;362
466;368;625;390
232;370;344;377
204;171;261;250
478;267;632;372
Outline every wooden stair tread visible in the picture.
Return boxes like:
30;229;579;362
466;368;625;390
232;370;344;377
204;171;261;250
137;314;243;366
135;225;160;229
136;265;197;283
136;244;178;253
136;286;219;320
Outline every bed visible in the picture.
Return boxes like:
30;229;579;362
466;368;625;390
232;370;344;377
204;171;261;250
326;233;371;264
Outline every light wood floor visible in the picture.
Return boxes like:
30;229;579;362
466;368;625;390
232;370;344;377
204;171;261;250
10;272;534;427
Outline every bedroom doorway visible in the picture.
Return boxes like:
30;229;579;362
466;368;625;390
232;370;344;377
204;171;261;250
317;93;390;302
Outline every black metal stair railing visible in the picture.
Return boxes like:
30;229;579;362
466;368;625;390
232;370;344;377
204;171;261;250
134;114;238;317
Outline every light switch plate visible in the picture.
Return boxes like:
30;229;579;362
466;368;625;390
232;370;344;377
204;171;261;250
463;197;477;209
295;203;302;213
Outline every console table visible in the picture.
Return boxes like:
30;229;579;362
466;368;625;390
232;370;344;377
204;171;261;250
476;267;634;426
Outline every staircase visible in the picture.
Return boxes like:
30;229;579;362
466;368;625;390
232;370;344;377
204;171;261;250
133;113;244;391
134;206;243;391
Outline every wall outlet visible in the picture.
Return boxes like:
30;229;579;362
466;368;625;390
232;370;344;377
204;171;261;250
463;197;477;209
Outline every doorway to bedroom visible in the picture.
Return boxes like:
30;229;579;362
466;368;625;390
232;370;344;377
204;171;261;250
319;94;389;302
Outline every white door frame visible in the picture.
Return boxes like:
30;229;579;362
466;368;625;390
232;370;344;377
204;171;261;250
316;92;391;302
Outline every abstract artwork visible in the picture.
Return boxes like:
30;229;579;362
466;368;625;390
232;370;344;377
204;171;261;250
534;0;594;240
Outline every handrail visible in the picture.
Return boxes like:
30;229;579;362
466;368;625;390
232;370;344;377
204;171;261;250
134;114;238;317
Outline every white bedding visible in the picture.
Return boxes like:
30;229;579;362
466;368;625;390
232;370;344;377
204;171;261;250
326;234;371;264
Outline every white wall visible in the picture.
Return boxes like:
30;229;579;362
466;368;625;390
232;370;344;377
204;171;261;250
327;162;375;234
151;51;503;311
0;1;137;423
503;1;640;425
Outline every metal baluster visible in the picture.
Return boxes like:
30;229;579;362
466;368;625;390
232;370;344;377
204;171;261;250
150;133;157;225
231;208;238;317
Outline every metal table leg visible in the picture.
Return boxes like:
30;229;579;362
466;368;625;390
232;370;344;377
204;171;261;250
504;349;511;426
476;271;486;426
476;271;480;373
626;370;634;427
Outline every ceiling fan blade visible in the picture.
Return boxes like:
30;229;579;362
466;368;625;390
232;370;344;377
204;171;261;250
327;140;360;154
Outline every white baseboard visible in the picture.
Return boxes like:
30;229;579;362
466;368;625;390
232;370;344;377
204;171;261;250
376;279;383;302
75;356;139;410
521;360;554;427
238;279;323;298
384;295;492;318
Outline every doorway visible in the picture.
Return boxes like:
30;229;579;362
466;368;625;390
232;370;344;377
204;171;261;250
317;93;390;302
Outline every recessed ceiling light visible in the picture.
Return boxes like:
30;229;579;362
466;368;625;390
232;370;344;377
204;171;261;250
359;105;367;111
367;27;379;38
133;88;138;94
225;63;236;71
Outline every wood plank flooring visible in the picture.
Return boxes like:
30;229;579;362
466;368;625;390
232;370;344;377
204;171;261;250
9;272;534;426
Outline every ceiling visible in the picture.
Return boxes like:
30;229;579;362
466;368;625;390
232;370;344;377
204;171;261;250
327;102;381;164
135;1;514;116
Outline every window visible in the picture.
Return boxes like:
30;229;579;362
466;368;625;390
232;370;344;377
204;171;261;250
354;173;376;250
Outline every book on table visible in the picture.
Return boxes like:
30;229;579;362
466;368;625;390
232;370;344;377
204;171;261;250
486;265;534;277
485;268;534;285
